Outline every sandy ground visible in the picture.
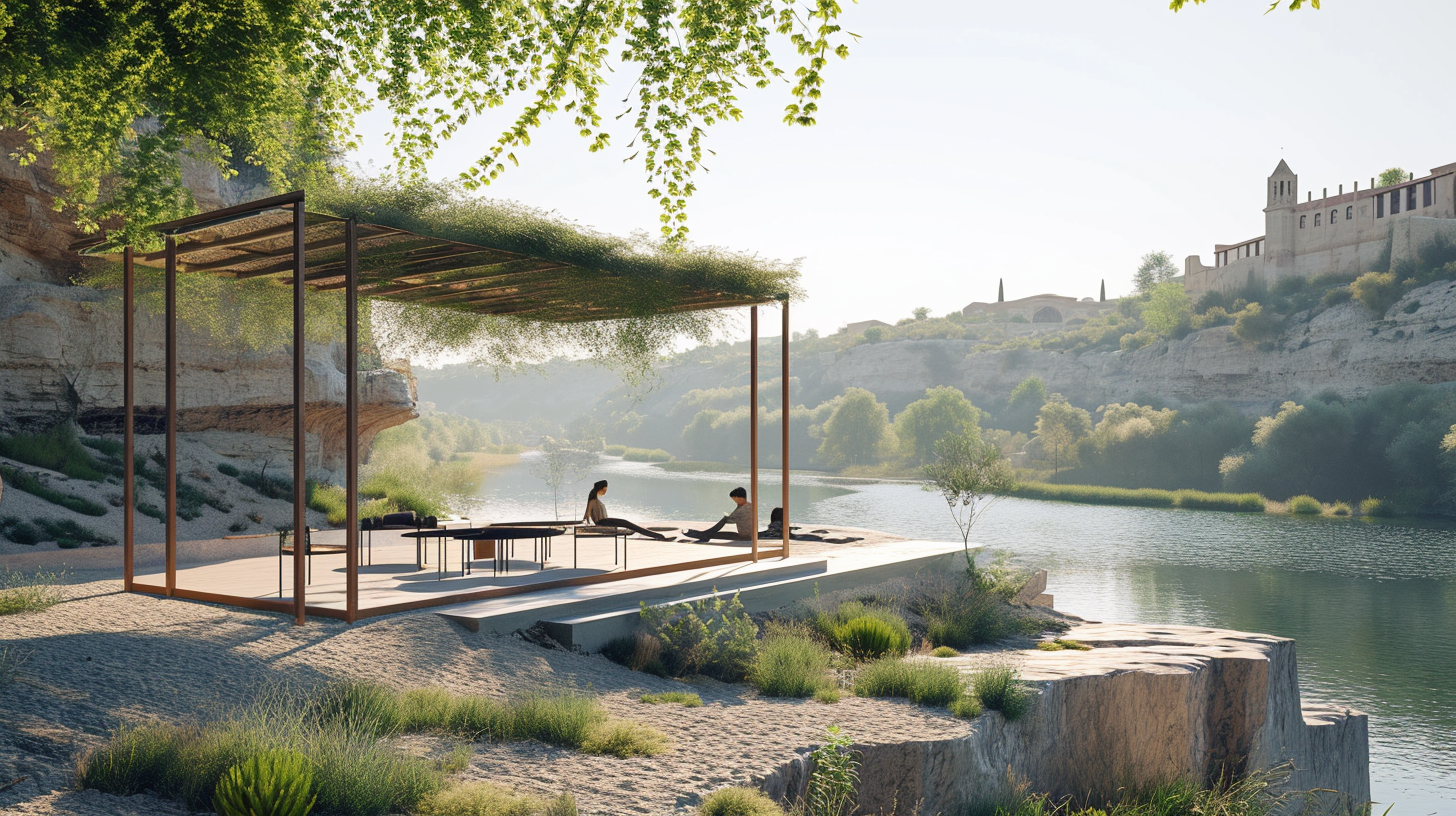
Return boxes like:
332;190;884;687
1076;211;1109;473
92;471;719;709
0;577;975;816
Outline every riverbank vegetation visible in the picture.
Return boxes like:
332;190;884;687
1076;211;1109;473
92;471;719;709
77;682;658;815
0;567;64;615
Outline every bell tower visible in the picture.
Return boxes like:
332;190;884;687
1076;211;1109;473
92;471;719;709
1264;159;1298;278
1268;159;1297;208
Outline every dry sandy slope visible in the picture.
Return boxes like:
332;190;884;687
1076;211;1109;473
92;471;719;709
0;581;972;816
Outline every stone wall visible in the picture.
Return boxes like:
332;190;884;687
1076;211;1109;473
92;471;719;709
757;623;1369;816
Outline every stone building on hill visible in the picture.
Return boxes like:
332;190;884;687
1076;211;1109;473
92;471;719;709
961;291;1115;331
1184;159;1456;296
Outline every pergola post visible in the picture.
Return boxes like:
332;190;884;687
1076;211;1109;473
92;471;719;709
750;306;759;563
292;198;307;625
164;237;177;596
345;218;359;623
123;246;134;590
781;298;789;559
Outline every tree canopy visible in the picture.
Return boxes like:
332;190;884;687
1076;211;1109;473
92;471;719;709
1133;251;1178;295
0;0;856;244
1378;168;1411;188
893;386;982;465
1169;0;1317;11
818;387;890;468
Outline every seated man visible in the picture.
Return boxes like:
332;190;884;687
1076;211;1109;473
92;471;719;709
686;487;755;541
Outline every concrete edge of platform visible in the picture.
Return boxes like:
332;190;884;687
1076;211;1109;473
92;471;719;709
538;545;968;652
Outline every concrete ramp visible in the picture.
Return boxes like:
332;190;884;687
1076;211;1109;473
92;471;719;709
436;540;969;650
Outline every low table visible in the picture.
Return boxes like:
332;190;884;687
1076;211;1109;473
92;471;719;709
401;528;489;579
459;526;566;575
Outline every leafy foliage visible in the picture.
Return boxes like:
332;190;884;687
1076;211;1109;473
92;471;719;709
853;658;967;708
3;0;856;243
749;630;836;699
972;665;1034;722
415;783;577;816
0;567;64;615
804;726;859;816
640;593;759;681
893;387;983;465
1377;167;1410;188
1032;396;1091;475
817;388;891;468
922;431;1015;556
1132;251;1178;295
0;465;108;516
0;425;112;481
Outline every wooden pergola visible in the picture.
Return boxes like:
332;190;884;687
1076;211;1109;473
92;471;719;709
73;190;793;624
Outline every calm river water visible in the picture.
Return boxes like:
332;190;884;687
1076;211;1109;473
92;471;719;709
467;457;1456;815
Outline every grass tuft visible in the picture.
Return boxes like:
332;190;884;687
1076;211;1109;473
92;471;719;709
930;646;959;658
1286;494;1323;515
580;719;670;758
750;631;837;699
853;658;966;708
639;691;702;708
972;665;1034;722
1330;501;1352;517
1013;482;1265;513
697;786;786;816
414;783;576;816
0;567;64;615
1360;496;1396;518
0;425;112;481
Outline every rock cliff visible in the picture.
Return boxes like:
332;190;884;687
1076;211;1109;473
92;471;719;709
760;623;1370;816
0;138;415;475
815;281;1456;413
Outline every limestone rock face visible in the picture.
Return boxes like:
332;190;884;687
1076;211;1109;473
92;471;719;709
821;281;1456;412
0;279;415;474
759;623;1369;816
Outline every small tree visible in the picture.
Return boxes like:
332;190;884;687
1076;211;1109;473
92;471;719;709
912;307;931;321
1133;251;1179;295
1001;376;1048;434
818;388;891;468
530;437;600;519
893;386;983;465
922;431;1016;573
1140;281;1193;339
1377;168;1410;188
1033;396;1092;475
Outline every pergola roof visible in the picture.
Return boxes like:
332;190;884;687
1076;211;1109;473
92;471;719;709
72;190;789;322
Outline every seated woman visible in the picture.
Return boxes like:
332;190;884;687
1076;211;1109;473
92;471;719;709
583;480;670;540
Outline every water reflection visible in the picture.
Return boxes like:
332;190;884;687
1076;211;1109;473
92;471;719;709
469;458;1455;814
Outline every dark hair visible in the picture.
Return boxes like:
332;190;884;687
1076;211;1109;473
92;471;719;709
770;507;782;524
729;486;747;499
587;479;608;503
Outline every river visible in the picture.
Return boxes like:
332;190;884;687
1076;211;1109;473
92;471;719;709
465;456;1456;815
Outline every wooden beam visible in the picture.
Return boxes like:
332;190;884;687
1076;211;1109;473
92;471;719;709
750;306;759;564
782;300;790;559
142;221;295;261
292;200;306;626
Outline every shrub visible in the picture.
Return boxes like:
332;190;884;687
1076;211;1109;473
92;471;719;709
415;783;576;816
698;786;786;816
1013;482;1265;513
972;665;1034;722
812;686;841;704
0;465;109;516
947;697;982;719
622;447;673;462
1351;271;1405;315
0;568;64;615
0;516;41;545
804;726;859;816
1322;286;1353;307
1233;303;1283;346
1360;497;1396;517
639;691;702;707
750;633;835;698
1;644;30;687
306;481;350;526
640;593;758;681
212;749;316;816
1330;501;1352;517
600;632;666;676
0;425;112;481
217;462;241;477
917;584;1015;650
603;445;628;457
833;615;911;661
930;646;959;658
853;658;966;708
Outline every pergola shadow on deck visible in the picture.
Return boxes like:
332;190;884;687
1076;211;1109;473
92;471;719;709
74;190;794;624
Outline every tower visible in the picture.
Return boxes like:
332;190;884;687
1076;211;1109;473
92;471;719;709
1264;159;1298;279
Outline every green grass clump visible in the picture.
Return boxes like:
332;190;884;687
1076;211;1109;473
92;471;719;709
211;749;316;816
621;447;673;463
28;517;115;548
930;646;959;658
306;481;350;526
0;644;29;686
1037;638;1092;652
580;719;670;758
415;783;576;816
313;681;667;758
217;462;241;477
809;601;912;660
1330;501;1352;517
600;632;667;676
1012;483;1265;513
916;583;1017;650
1286;494;1323;515
972;665;1034;722
640;691;702;707
948;697;982;719
813;686;842;704
697;786;786;816
1360;496;1396;517
0;425;113;481
994;769;1280;816
603;444;628;456
0;567;64;615
853;658;967;708
0;465;108;516
750;632;837;699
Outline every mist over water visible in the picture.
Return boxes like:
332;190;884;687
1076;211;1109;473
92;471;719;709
471;456;1456;815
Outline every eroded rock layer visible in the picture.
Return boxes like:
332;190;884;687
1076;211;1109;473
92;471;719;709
760;623;1369;816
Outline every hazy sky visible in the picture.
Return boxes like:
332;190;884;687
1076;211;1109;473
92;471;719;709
350;1;1456;339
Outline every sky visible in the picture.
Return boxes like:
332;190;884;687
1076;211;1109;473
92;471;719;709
349;1;1456;340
